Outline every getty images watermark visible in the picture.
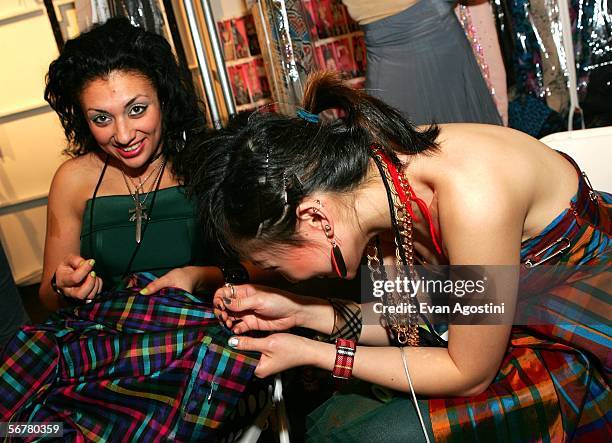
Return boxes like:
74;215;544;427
361;265;522;326
360;264;608;326
370;274;506;316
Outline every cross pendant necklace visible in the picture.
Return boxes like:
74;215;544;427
128;188;149;244
122;159;166;244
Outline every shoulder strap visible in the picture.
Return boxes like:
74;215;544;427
87;154;110;262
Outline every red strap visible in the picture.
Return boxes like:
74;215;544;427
371;146;443;255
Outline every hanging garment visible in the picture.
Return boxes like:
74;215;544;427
108;0;165;34
362;0;501;125
0;273;262;441
501;0;612;135
455;1;509;125
572;0;612;127
90;0;112;25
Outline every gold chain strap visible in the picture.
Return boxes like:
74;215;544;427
367;150;419;346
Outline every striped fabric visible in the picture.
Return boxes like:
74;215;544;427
0;273;260;442
429;156;611;442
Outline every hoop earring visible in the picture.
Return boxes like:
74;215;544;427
331;241;347;279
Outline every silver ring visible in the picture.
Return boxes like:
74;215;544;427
224;282;235;298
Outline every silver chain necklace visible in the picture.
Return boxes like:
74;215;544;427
121;159;166;243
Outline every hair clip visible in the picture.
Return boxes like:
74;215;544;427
296;108;320;124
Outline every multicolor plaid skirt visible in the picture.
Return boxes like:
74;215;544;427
0;273;262;442
430;157;611;442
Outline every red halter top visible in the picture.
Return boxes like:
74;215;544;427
371;146;443;255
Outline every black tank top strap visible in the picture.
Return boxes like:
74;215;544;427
88;154;110;263
91;154;110;201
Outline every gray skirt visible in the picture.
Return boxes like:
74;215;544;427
363;0;502;125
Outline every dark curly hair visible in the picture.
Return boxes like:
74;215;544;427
184;71;439;257
44;17;205;173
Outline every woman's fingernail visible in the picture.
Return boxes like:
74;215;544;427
88;259;96;266
223;297;232;305
228;337;239;348
90;271;96;278
86;299;93;304
79;260;85;267
139;288;149;295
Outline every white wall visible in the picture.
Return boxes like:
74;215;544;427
0;1;67;284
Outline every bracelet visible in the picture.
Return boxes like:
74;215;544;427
329;298;362;342
51;271;76;304
51;272;65;298
332;338;356;380
220;263;249;284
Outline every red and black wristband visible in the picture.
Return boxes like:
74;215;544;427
332;338;356;380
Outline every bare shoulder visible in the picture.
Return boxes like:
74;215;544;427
429;124;571;185
50;153;104;214
423;124;578;240
435;124;543;166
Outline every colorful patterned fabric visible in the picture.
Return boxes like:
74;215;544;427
0;273;260;442
429;155;611;442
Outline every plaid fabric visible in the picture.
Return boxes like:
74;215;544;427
429;159;611;442
0;273;260;442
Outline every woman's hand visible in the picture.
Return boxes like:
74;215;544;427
228;333;326;378
139;265;222;295
55;254;103;302
213;284;307;334
139;266;196;294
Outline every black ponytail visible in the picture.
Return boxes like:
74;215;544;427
186;71;439;256
302;71;439;165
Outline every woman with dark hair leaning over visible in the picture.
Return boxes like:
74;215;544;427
186;72;610;441
0;18;267;440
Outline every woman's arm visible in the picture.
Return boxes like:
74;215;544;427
139;261;280;295
40;159;101;310
230;170;524;396
234;324;510;396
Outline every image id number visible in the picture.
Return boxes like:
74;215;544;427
0;422;63;437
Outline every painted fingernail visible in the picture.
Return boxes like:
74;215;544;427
88;259;95;266
139;288;149;295
228;337;239;348
79;260;85;267
86;299;93;304
223;297;232;305
90;271;96;278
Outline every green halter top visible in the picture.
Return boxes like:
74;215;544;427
80;162;207;290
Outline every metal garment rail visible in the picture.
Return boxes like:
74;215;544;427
181;0;222;128
199;0;236;117
180;0;237;128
